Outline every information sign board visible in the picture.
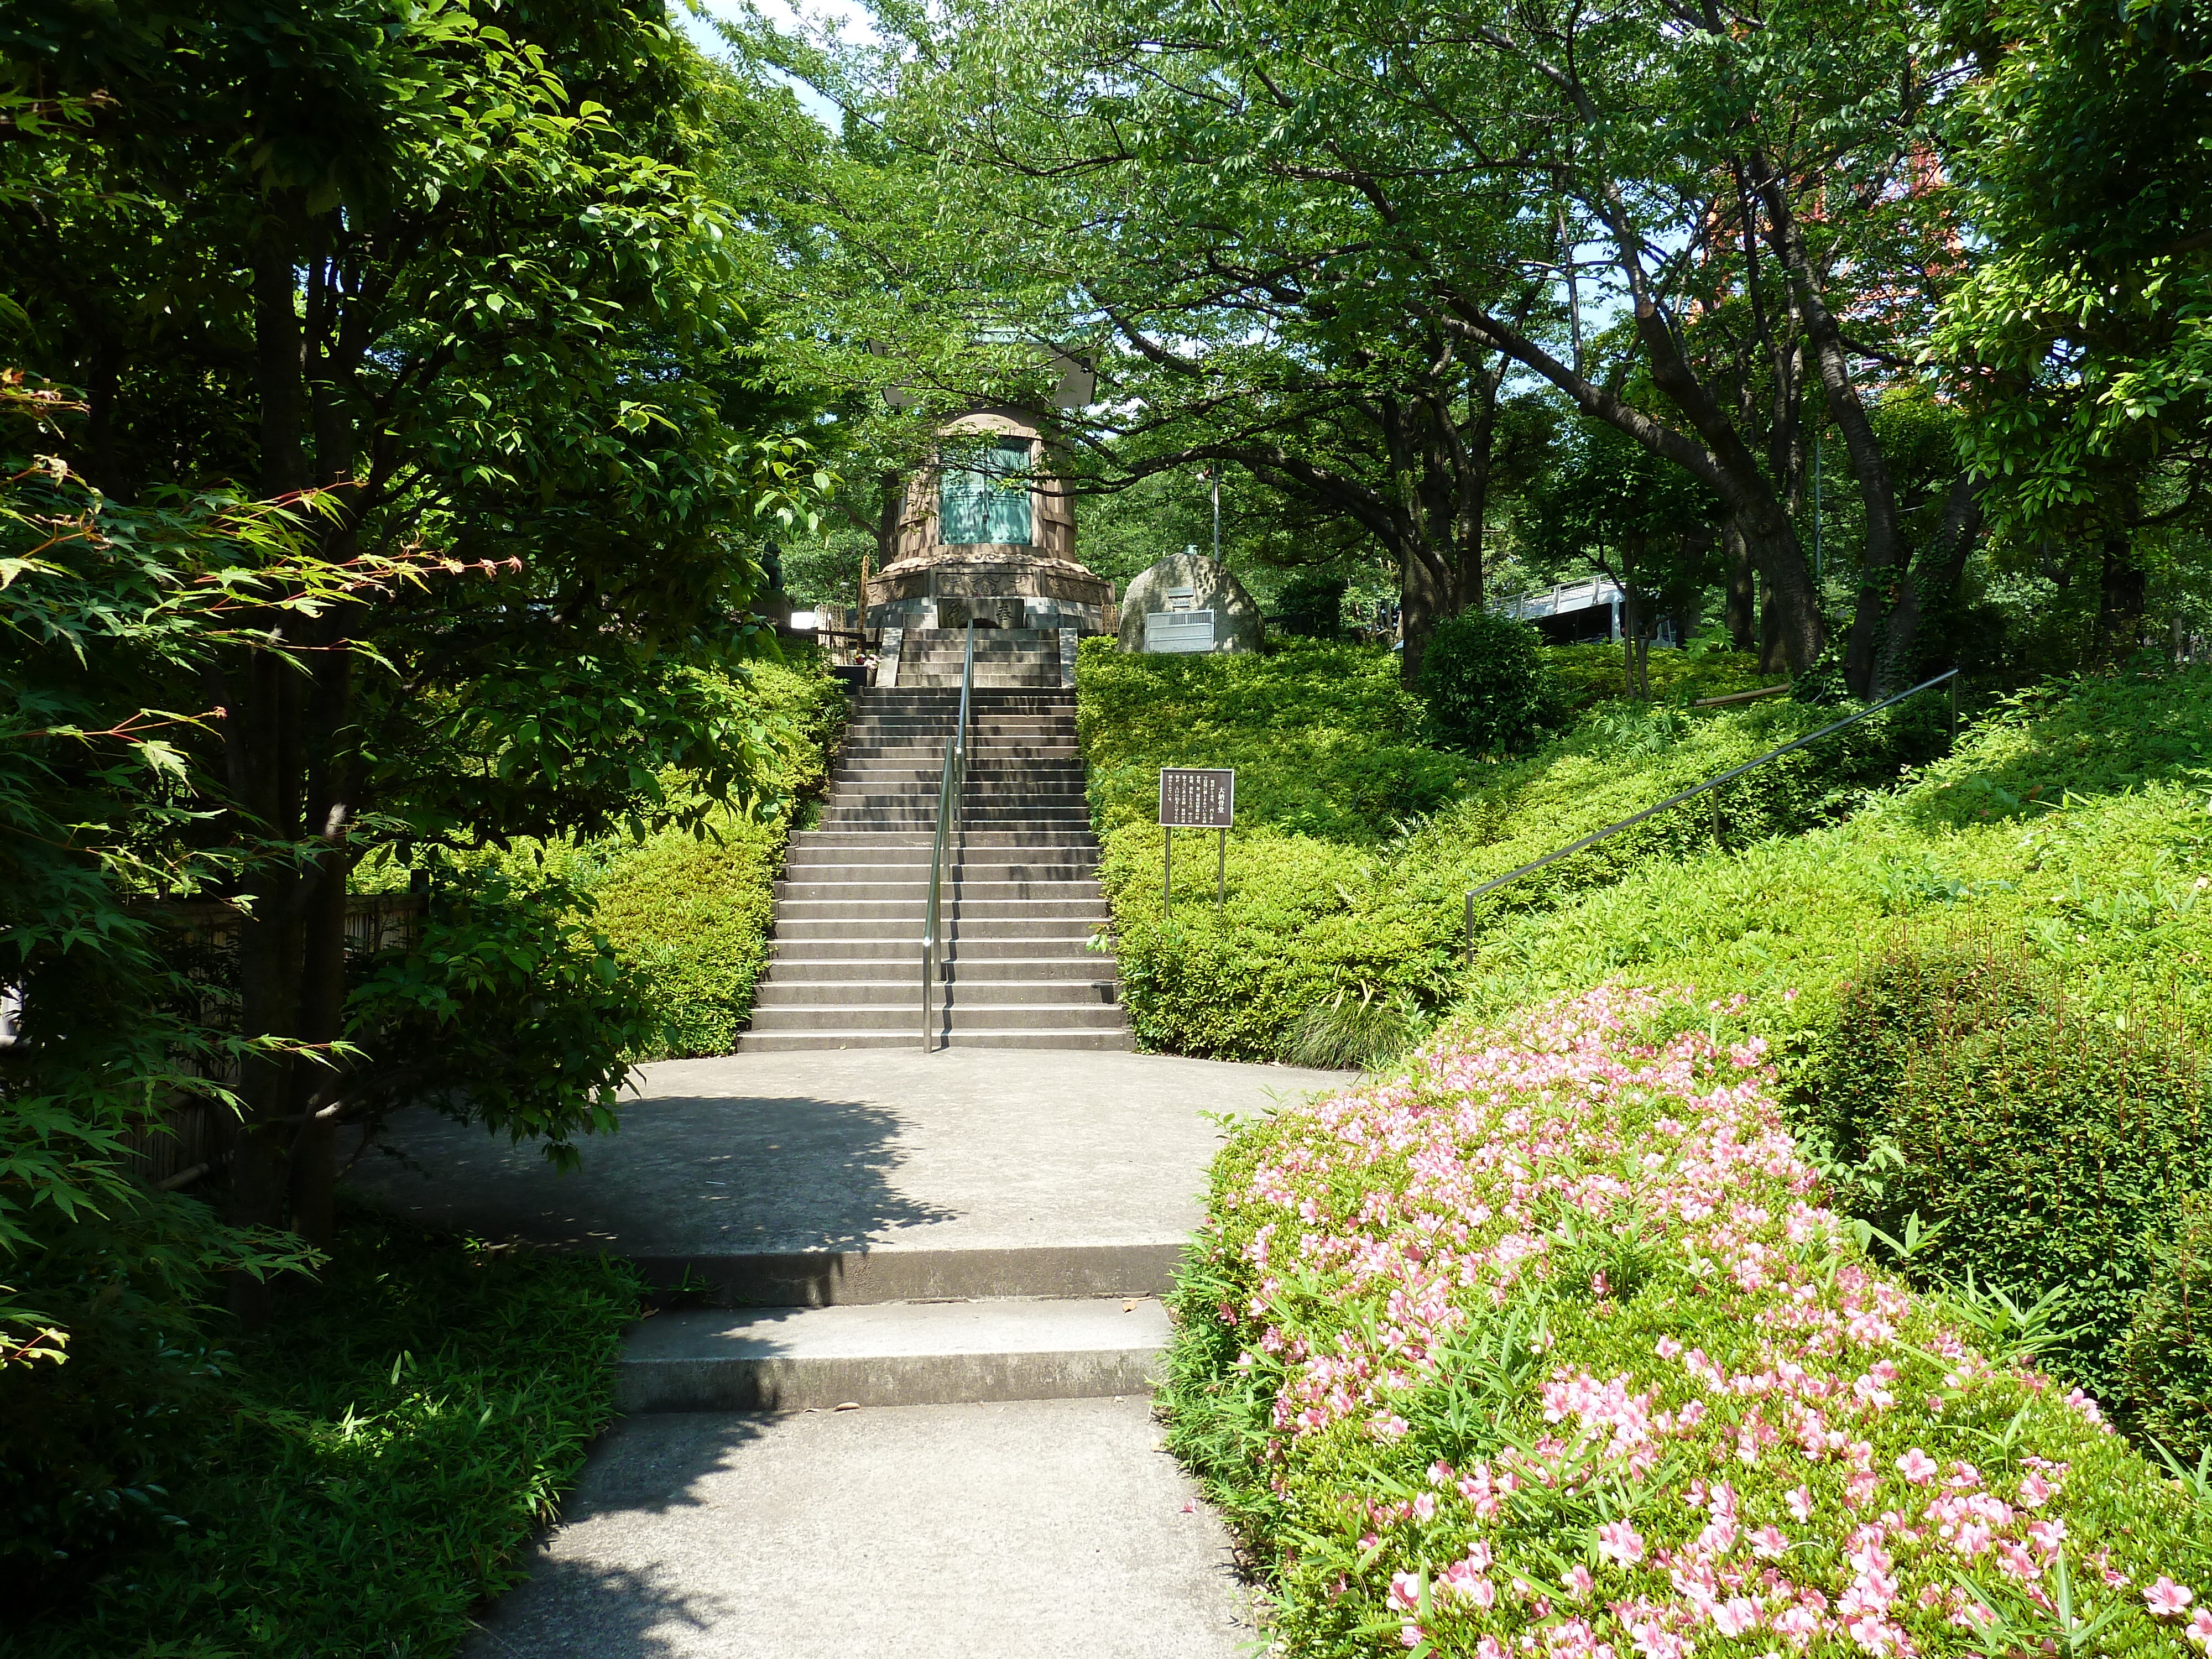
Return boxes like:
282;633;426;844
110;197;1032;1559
1159;768;1234;828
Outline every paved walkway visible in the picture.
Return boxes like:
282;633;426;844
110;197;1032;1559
348;1047;1349;1658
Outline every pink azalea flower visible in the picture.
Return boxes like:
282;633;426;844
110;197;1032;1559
1655;1336;1684;1360
2017;1472;2052;1507
1388;1571;1422;1612
1712;1597;1761;1637
1562;1562;1596;1599
1895;1447;1939;1485
1595;1519;1646;1566
1750;1525;1791;1559
2147;1578;2197;1618
2185;1608;2212;1650
1787;1485;1816;1523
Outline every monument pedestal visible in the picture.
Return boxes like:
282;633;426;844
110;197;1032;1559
863;551;1114;637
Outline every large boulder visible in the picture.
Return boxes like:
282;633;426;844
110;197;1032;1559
1116;551;1264;654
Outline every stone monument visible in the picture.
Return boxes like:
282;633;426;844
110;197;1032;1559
1117;548;1264;654
862;382;1115;637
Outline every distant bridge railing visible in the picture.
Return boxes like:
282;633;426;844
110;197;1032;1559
1462;668;1960;963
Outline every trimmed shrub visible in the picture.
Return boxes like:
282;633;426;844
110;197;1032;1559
588;816;782;1057
1162;987;2212;1659
2122;1194;2212;1464
1418;609;1553;755
1813;939;2212;1406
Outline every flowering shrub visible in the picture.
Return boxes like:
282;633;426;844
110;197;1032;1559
1162;987;2212;1658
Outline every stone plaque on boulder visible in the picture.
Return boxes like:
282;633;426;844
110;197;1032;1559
1116;551;1263;654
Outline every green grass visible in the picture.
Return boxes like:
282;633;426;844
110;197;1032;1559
16;1202;640;1658
1078;638;1943;1061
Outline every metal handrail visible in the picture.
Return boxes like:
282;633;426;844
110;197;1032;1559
921;622;975;1050
1463;667;1960;961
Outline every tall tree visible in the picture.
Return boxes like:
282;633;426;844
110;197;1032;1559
1934;0;2211;656
778;0;1986;691
2;2;822;1287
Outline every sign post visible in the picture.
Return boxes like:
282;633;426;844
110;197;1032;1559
1159;768;1234;915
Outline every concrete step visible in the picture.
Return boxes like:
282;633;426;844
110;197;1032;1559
754;981;1118;1010
734;1027;1137;1053
835;764;1086;781
619;1297;1167;1413
790;830;1100;849
769;918;1102;942
747;1003;1129;1032
780;859;1098;881
774;911;1106;938
768;937;1106;962
776;879;1103;904
828;807;1093;824
827;793;1091;813
761;956;1118;982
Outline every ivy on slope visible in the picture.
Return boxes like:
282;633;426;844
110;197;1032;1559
1161;987;2212;1659
1077;639;1940;1061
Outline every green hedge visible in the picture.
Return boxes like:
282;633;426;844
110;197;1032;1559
1815;939;2212;1408
2124;1194;2212;1465
576;655;843;1058
363;654;845;1060
1162;987;2212;1658
19;1203;640;1656
1079;639;1944;1061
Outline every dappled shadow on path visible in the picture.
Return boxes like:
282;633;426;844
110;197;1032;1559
346;1093;962;1305
465;1414;771;1659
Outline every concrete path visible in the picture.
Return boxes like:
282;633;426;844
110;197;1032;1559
348;1047;1348;1658
467;1398;1249;1659
348;1047;1344;1305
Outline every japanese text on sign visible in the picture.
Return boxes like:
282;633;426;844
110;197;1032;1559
1159;768;1234;828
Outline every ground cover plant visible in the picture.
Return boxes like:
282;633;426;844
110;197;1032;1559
13;1202;640;1657
1455;667;2212;1062
1162;985;2212;1658
1078;640;1940;1062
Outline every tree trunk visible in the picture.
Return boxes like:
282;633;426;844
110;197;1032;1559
1724;520;1757;649
2096;536;2147;666
1758;577;1789;675
229;207;314;1321
1400;538;1446;686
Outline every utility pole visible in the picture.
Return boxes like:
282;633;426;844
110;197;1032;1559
1209;467;1221;563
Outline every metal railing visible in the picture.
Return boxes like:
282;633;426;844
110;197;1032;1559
1464;667;1960;961
921;622;976;1050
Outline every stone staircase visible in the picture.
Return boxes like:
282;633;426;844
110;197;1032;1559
738;646;1133;1052
896;624;1068;688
